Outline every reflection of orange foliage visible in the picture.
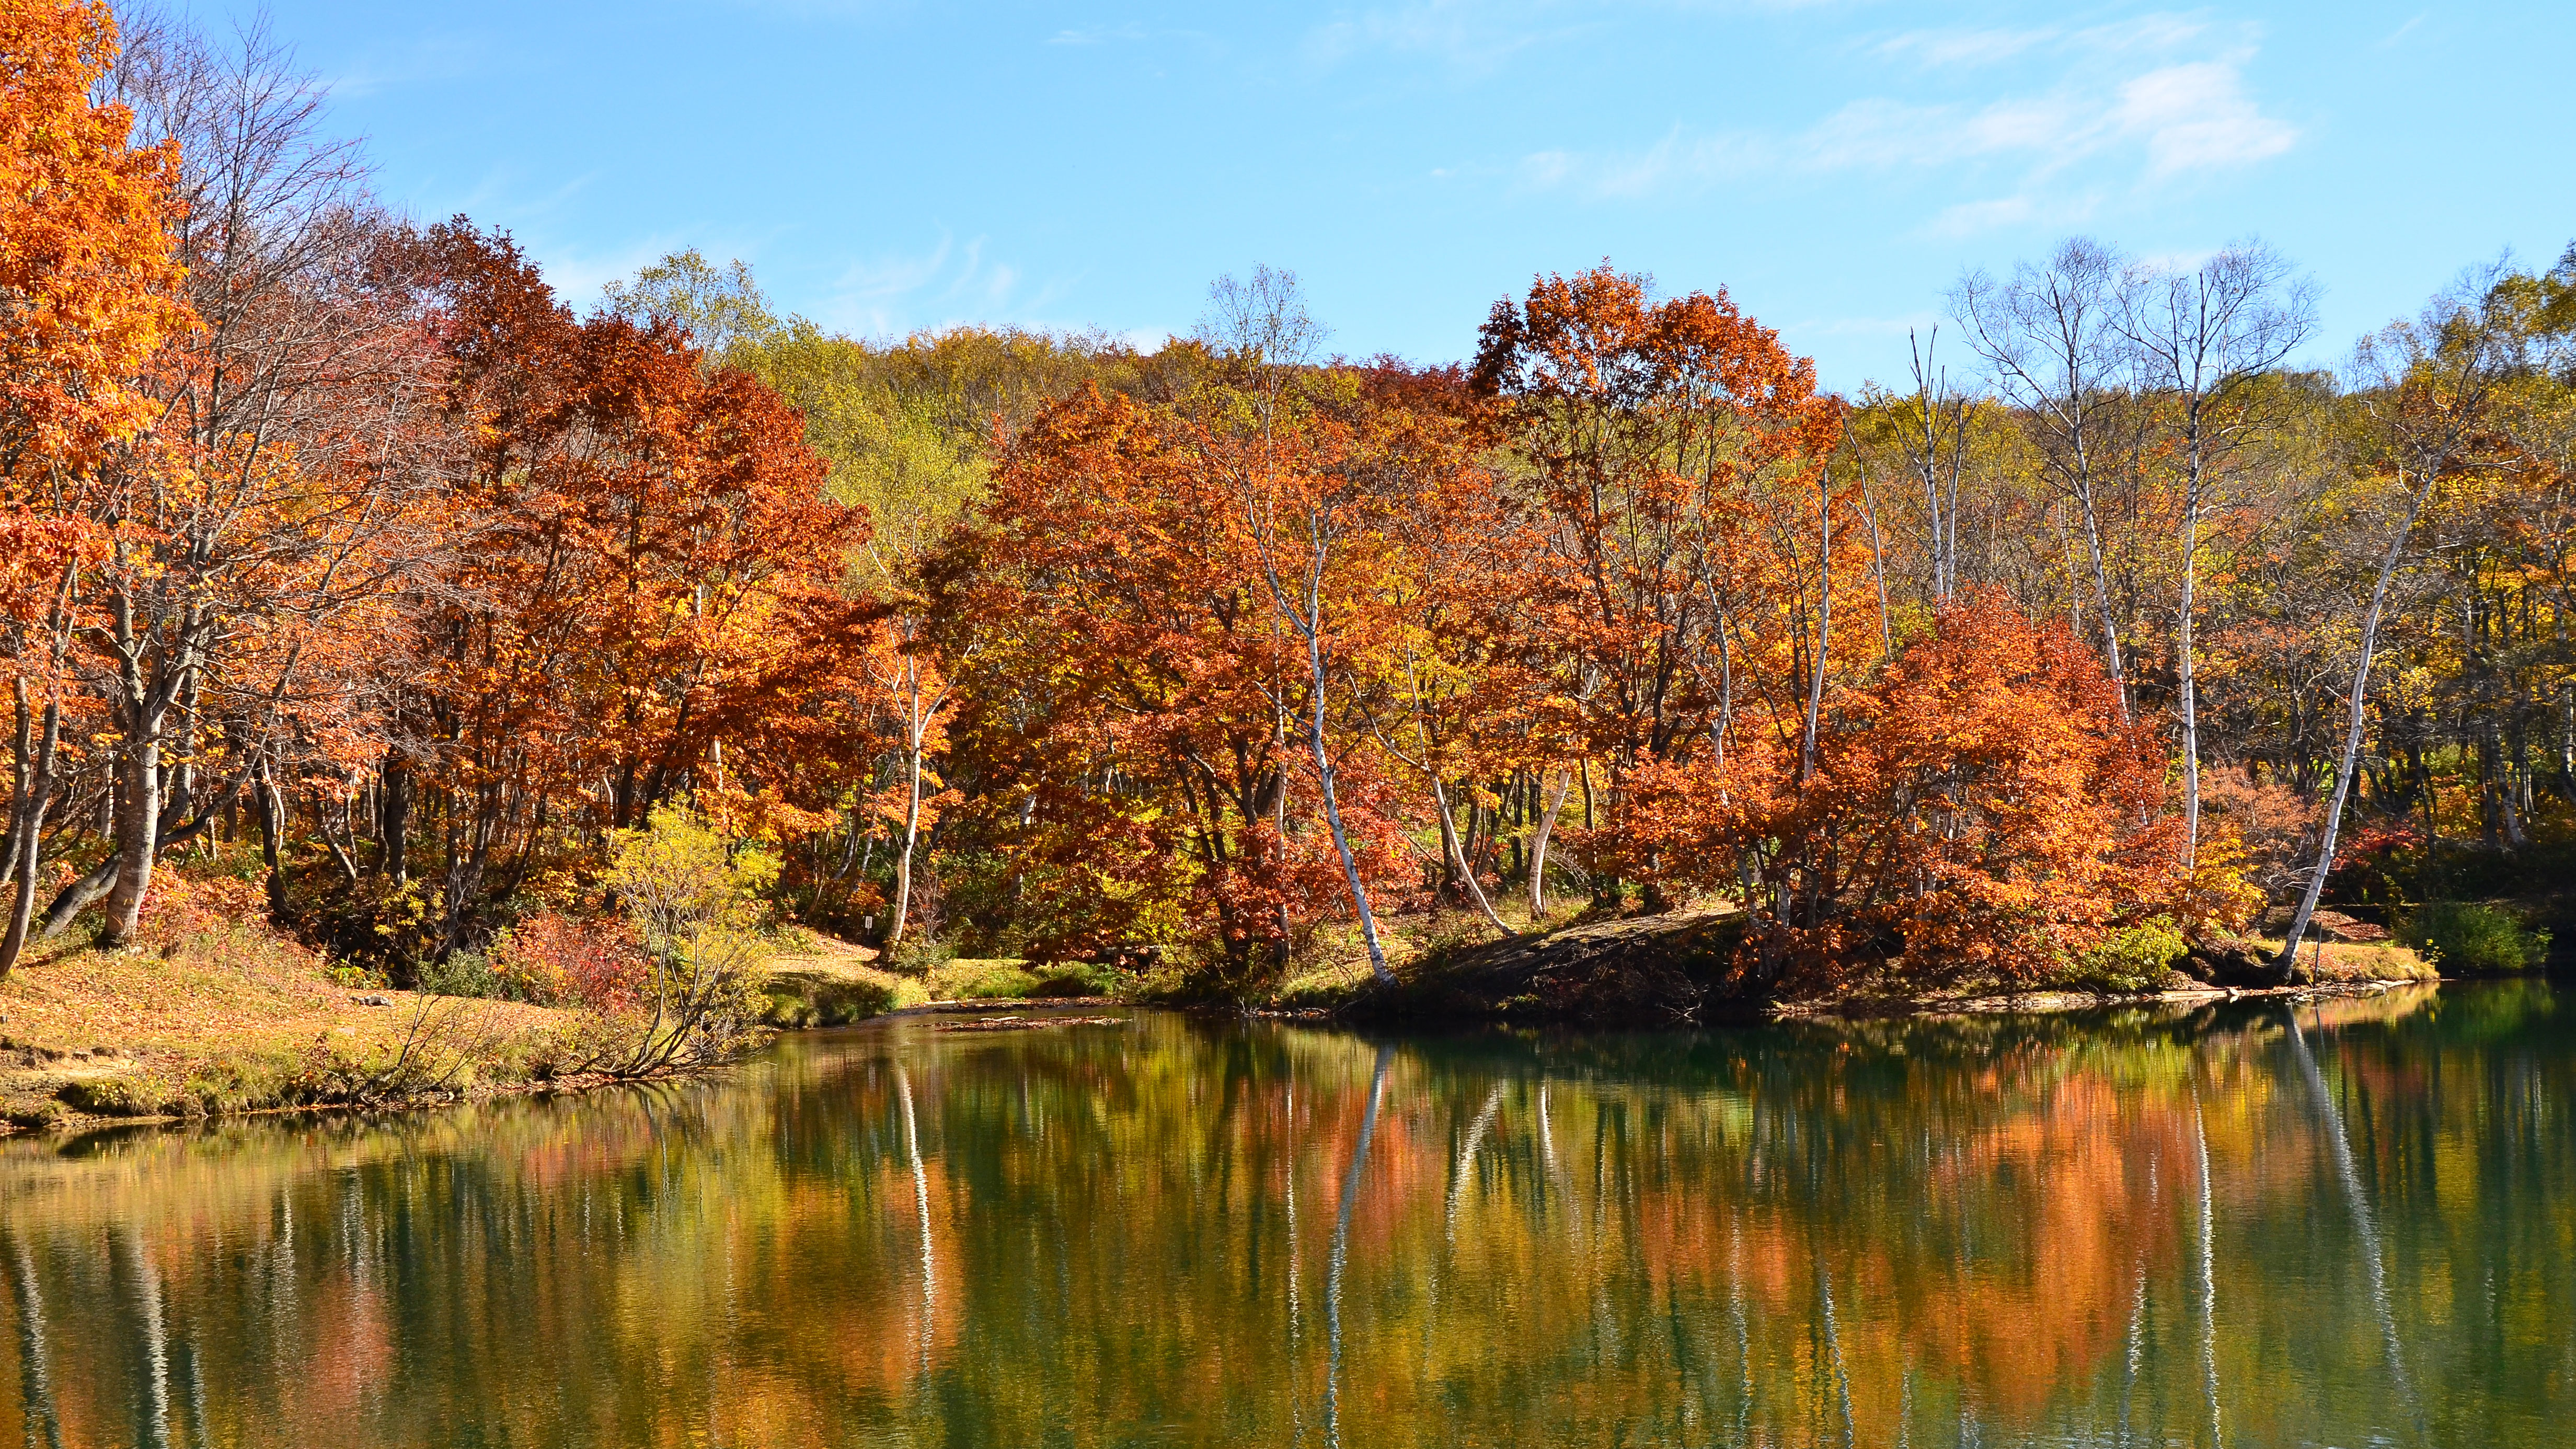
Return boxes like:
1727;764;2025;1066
0;990;2508;1448
1908;1072;2190;1412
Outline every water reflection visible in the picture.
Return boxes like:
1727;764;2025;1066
1;983;2571;1446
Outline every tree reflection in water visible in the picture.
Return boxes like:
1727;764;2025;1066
1;982;2571;1447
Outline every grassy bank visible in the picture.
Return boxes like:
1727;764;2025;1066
757;937;1119;1027
0;927;577;1133
0;911;1116;1136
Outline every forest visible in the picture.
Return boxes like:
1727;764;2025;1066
4;2;2571;1029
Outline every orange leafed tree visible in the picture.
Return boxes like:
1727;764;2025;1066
1629;594;2186;988
0;1;185;481
386;224;868;954
1471;264;1858;904
0;0;190;976
950;359;1485;983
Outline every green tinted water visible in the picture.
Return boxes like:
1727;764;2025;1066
3;984;2570;1446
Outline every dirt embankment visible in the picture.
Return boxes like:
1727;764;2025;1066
1331;907;2443;1027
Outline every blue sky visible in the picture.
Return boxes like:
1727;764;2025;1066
204;1;2571;391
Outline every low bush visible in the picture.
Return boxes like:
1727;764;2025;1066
2064;918;2189;993
578;807;779;1073
416;948;505;1000
486;911;653;1010
888;932;957;976
2400;902;2552;973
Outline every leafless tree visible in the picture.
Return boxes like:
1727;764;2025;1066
1953;238;2137;721
42;9;443;945
2121;241;2316;868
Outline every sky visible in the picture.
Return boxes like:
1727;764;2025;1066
197;0;2572;392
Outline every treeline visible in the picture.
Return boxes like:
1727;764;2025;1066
3;4;2570;996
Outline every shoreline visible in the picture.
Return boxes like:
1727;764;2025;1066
1768;974;2435;1022
0;1067;657;1142
1244;971;2447;1028
0;943;2500;1142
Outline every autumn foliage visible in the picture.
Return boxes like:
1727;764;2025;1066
5;1;2571;1007
1627;596;2183;988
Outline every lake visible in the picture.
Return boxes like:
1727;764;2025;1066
2;984;2569;1446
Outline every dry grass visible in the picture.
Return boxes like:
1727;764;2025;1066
2246;935;2440;984
759;936;926;1025
0;887;577;1131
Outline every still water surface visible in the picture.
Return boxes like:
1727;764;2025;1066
2;984;2571;1446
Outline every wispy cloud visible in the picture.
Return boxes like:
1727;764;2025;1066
1048;21;1149;45
1869;14;2211;68
538;238;698;309
1523;16;2296;234
324;32;501;100
1307;0;1592;72
822;232;1065;336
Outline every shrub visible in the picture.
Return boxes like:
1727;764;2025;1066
416;948;505;999
1626;597;2181;993
2400;902;2551;973
586;806;780;1073
2066;917;2189;993
888;931;956;975
486;911;651;1009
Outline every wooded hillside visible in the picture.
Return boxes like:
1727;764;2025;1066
5;3;2569;1003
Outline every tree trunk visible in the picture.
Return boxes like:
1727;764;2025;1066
1309;639;1392;984
98;732;162;949
889;664;926;947
1431;773;1508;933
1253;501;1394;987
312;790;359;885
254;763;289;919
378;750;410;883
0;686;63;982
1800;471;1832;784
1528;768;1570;920
2072;476;2132;727
2178;486;2203;869
2278;467;2436;970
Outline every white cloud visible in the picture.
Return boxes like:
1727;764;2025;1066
2114;60;2296;175
1521;20;2297;232
820;232;1067;337
1307;0;1589;72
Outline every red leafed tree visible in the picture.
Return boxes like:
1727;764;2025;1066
1630;594;2183;989
1470;265;1857;907
395;224;868;953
